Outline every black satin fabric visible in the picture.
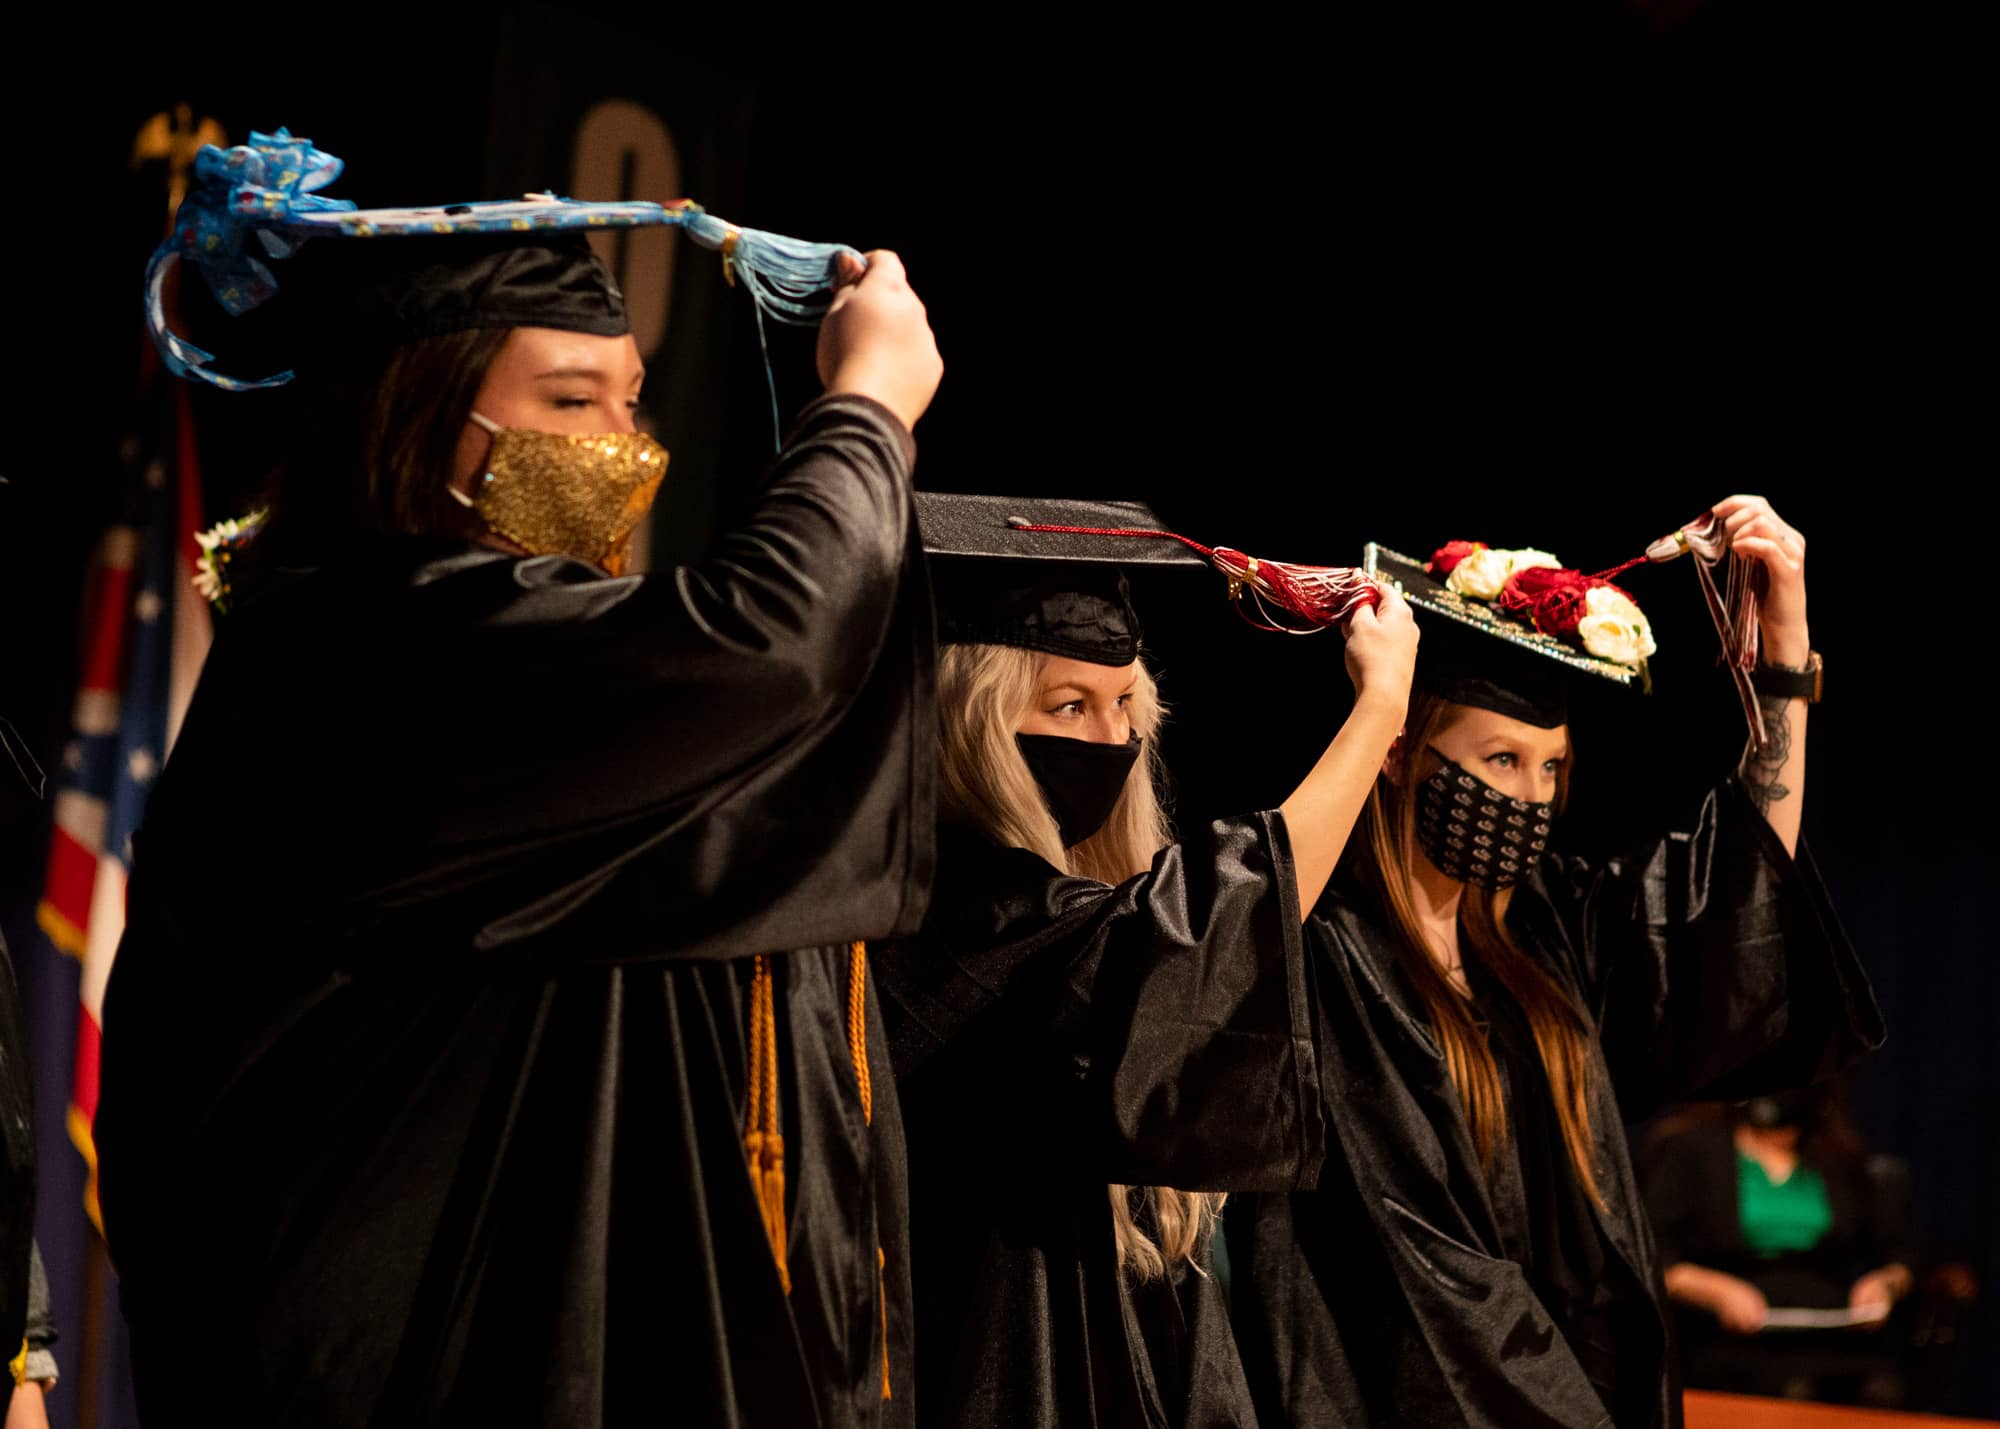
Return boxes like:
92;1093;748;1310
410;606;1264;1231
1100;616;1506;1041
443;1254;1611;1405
875;814;1322;1429
1231;779;1883;1429
96;394;933;1428
286;232;631;355
932;563;1144;664
0;931;34;1421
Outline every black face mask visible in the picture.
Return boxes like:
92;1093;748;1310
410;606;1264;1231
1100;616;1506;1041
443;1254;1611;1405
1414;750;1554;890
1015;734;1141;848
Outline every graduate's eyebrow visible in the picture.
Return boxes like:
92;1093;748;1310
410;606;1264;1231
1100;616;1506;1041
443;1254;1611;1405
1478;733;1571;761
533;365;647;385
1041;683;1090;701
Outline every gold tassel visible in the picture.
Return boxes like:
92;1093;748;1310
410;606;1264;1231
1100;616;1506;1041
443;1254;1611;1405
851;944;889;1398
746;944;873;1301
847;941;872;1125
745;954;790;1293
879;1246;892;1400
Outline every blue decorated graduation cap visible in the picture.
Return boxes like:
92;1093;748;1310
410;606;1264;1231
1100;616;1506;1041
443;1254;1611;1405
146;129;859;392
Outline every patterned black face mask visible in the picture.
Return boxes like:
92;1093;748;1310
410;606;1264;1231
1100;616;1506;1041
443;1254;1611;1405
1414;751;1555;889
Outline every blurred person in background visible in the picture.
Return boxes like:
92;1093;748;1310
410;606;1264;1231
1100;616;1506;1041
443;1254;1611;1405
1643;1086;1915;1405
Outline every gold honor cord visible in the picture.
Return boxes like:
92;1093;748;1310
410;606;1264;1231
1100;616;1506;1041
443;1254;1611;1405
845;941;892;1400
744;943;892;1396
744;955;789;1293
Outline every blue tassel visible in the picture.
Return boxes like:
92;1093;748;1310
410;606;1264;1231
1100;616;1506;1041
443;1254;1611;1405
678;212;865;444
678;211;861;324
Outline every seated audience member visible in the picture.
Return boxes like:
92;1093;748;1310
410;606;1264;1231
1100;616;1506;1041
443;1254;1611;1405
1642;1088;1915;1406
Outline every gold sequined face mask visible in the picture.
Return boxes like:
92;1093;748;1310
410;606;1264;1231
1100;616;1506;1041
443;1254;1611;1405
451;411;669;576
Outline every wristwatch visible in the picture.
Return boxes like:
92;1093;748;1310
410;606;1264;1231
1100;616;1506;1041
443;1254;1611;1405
1751;651;1823;704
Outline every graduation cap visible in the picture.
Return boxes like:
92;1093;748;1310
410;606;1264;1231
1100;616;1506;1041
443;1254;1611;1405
921;492;1385;665
1364;542;1650;730
919;494;1211;666
146;128;858;392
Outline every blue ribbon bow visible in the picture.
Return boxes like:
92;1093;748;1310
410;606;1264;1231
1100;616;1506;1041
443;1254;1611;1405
145;129;355;389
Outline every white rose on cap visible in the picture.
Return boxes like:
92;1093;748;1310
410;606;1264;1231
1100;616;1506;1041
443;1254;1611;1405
1446;546;1562;601
1576;585;1658;667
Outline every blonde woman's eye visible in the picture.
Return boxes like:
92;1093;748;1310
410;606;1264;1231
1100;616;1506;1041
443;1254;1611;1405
1488;752;1516;769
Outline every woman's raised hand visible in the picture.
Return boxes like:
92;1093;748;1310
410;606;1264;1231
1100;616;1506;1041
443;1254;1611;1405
1279;583;1419;919
1704;496;1809;666
1342;583;1419;718
817;250;944;432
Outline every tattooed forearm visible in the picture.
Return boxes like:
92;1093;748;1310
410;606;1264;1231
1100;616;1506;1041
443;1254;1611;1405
1742;696;1795;814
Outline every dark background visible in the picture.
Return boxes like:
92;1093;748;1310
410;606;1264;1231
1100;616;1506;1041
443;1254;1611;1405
3;4;1991;1420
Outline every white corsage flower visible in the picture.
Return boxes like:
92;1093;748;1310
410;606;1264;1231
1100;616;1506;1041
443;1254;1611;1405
1575;585;1658;666
193;510;268;612
1446;546;1561;601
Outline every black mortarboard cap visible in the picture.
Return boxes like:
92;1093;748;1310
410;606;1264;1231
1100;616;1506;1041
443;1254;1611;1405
275;230;629;372
361;230;629;341
1365;543;1643;729
920;494;1209;666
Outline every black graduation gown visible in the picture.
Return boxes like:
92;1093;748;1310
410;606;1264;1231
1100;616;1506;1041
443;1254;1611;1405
95;394;934;1428
1230;778;1883;1429
876;813;1325;1429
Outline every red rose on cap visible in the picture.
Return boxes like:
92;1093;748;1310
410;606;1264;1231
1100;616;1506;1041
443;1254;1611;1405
1426;540;1485;577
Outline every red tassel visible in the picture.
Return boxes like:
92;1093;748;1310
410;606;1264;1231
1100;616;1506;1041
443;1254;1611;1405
1003;521;1381;633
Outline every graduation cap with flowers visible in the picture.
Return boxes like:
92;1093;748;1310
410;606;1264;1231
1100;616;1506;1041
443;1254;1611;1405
1367;512;1774;745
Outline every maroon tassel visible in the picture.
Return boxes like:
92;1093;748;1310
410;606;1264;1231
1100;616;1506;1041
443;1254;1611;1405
1004;521;1381;632
1644;512;1767;747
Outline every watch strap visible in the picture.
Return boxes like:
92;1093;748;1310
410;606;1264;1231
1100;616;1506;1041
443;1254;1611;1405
1752;651;1822;704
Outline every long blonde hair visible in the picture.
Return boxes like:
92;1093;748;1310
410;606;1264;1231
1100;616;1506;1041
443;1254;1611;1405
1355;689;1604;1207
937;641;1225;1280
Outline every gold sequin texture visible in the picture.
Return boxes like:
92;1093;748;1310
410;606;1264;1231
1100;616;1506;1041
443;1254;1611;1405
474;429;669;574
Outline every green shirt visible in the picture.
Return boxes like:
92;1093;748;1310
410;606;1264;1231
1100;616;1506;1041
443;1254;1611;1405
1736;1150;1833;1258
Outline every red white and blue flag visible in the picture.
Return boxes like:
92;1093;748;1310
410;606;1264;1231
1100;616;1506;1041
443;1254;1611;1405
36;358;210;1231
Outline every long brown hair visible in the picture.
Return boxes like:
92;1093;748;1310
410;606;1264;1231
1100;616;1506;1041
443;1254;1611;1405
259;326;511;565
937;642;1225;1281
1355;689;1606;1207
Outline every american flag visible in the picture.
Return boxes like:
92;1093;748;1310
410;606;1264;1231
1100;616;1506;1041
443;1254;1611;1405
37;357;210;1231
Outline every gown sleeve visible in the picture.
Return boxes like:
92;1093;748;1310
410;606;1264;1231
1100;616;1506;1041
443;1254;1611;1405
1525;776;1884;1122
131;391;934;963
875;812;1324;1193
